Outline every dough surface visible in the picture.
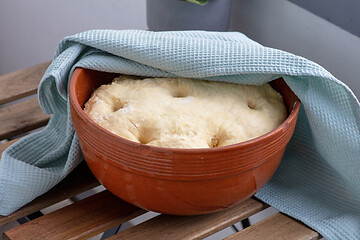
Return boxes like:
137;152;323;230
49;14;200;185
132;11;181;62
84;76;287;149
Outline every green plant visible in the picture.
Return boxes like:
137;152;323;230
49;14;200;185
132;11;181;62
185;0;208;6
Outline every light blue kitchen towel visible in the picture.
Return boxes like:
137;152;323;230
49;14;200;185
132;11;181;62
1;30;359;239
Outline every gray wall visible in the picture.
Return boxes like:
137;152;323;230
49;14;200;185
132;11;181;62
0;0;147;75
1;0;359;97
229;0;360;97
289;0;360;37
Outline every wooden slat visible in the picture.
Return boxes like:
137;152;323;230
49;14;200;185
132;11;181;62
0;139;21;164
4;190;147;240
0;161;100;226
0;139;20;157
225;213;320;240
109;198;267;240
0;62;50;105
0;97;49;140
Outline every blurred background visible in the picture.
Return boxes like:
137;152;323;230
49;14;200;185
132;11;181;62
0;0;359;97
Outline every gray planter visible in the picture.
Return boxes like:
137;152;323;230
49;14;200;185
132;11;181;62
147;0;232;31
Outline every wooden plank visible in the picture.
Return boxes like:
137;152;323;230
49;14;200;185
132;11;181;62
0;139;21;164
0;97;49;141
225;213;321;240
0;161;100;226
4;190;147;240
0;139;20;157
0;62;50;105
109;198;267;240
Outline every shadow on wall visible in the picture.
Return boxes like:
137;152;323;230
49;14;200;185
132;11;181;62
146;0;232;31
229;0;360;98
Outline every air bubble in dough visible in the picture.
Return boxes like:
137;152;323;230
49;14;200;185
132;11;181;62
84;76;287;149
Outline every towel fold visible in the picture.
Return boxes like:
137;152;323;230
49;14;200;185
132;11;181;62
1;30;359;239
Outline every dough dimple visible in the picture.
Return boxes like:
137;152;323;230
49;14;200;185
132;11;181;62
84;76;287;149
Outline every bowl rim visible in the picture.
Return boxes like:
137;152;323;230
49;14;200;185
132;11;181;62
69;67;301;154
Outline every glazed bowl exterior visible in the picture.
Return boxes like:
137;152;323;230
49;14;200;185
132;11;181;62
69;68;300;215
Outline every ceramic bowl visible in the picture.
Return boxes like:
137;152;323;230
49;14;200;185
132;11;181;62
69;68;300;215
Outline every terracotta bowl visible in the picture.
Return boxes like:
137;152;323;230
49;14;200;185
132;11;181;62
69;68;300;215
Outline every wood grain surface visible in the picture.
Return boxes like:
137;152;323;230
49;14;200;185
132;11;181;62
4;190;146;240
0;97;49;140
109;198;267;240
225;213;321;240
0;162;100;226
0;139;19;157
0;62;50;105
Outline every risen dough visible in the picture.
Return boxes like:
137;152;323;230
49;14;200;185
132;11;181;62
84;76;287;149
